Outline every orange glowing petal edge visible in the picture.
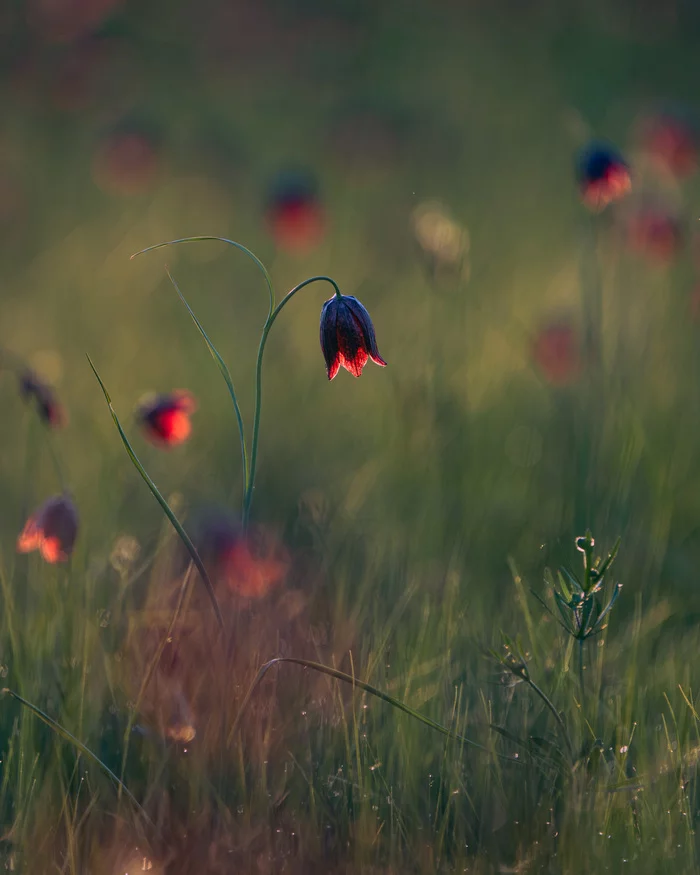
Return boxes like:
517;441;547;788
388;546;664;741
16;522;42;553
40;537;68;563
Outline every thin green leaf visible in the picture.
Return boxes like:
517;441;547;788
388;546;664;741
559;567;582;594
592;582;622;630
553;590;574;631
596;536;621;580
87;355;223;630
228;657;522;764
530;589;572;634
131;236;275;315
165;268;248;507
555;569;571;602
579;594;596;637
1;688;150;824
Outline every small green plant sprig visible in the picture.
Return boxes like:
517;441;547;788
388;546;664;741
536;530;621;692
493;532;623;771
538;531;622;645
532;529;622;693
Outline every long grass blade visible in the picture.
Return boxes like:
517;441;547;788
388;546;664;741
130;235;275;314
164;267;248;507
1;688;150;823
87;355;223;630
228;656;522;764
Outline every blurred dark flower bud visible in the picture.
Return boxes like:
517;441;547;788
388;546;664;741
136;390;197;448
19;370;66;428
320;294;387;380
577;142;631;211
532;320;580;386
265;169;326;254
17;494;78;563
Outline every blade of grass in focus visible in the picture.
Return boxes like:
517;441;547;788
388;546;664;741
87;355;224;630
164;266;248;511
228;656;522;762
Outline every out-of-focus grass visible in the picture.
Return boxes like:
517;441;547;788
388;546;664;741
2;0;700;871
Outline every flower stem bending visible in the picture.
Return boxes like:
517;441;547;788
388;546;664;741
243;275;342;527
164;267;249;508
132;236;276;511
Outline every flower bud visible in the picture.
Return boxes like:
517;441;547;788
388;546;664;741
17;494;78;563
137;390;197;448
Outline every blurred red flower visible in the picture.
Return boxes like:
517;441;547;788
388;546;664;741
196;513;290;599
17;494;78;563
320;294;387;380
533;321;581;386
137;390;197;448
265;170;326;254
19;370;66;428
625;203;682;263
219;536;289;599
577;142;631;211
639;112;698;178
92;130;161;196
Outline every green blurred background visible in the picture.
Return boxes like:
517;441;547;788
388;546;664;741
3;1;700;869
3;0;700;585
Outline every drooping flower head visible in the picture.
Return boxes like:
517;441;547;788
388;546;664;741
137;390;197;448
17;494;78;563
320;294;387;380
19;370;66;427
265;169;326;254
576;142;631;211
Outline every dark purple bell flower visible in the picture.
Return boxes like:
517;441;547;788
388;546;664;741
319;295;387;380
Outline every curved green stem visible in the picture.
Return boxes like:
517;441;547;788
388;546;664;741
133;237;275;513
165;267;249;506
526;675;575;763
132;236;275;316
243;276;342;527
87;355;224;630
227;656;521;763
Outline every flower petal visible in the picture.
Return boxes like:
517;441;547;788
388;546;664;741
17;518;42;553
344;296;387;368
320;297;340;379
336;304;367;377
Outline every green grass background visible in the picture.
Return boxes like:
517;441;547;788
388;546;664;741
2;0;700;871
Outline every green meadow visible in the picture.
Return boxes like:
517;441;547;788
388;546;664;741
2;1;700;871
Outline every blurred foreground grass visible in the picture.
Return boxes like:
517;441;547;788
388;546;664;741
3;0;700;871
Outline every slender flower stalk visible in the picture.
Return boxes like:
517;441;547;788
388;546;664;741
243;274;342;526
